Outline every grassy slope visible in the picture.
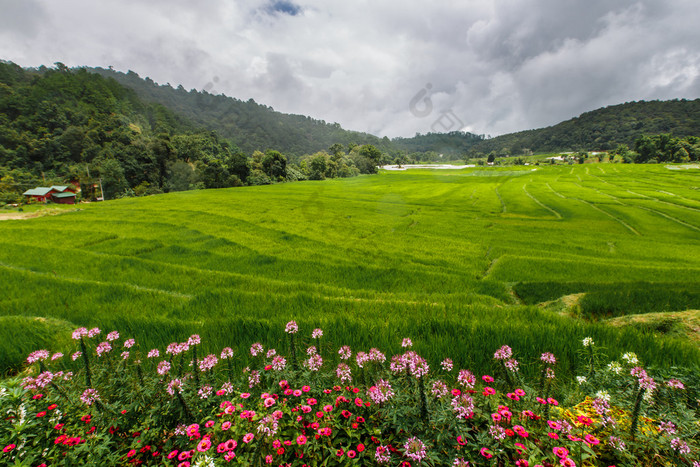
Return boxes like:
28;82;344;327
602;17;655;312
1;164;699;376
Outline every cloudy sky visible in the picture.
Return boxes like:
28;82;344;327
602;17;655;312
1;0;699;138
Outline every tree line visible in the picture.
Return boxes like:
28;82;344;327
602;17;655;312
0;62;384;205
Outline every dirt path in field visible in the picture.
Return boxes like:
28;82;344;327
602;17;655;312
0;208;76;221
0;212;39;220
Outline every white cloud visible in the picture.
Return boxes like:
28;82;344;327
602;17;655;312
0;0;699;138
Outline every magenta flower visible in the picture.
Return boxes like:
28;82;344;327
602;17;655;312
80;388;100;406
196;437;211;452
26;350;50;364
95;341;112;356
403;437;427;462
494;345;512;360
338;345;352;360
285;321;298;334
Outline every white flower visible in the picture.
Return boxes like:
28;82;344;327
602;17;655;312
576;376;587;385
595;390;611;402
582;337;594;347
621;352;639;365
607;361;623;375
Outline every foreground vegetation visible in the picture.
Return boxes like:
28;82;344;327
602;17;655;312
2;323;698;466
0;164;699;379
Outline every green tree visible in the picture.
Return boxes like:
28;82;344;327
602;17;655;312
262;150;287;181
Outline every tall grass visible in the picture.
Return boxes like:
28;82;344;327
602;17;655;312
1;164;699;375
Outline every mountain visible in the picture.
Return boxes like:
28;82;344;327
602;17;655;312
0;61;388;205
395;99;700;157
87;67;391;159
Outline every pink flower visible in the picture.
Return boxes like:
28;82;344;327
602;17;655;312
480;447;493;458
297;435;307;445
196;438;211;452
243;433;254;444
584;434;599;446
553;446;569;459
560;459;576;467
482;374;494;382
240;393;250;399
221;421;231;431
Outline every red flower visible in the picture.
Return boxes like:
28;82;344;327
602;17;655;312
357;443;365;452
127;449;137;458
356;416;365;423
336;449;344;457
54;435;67;445
87;426;96;434
36;411;47;418
3;444;16;453
354;398;363;407
54;423;64;430
47;404;57;410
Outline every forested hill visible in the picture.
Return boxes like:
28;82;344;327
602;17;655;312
88;67;389;157
392;99;700;156
0;61;244;200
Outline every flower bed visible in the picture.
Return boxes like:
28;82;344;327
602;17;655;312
2;323;698;466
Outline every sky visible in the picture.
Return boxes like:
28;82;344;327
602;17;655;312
1;0;699;138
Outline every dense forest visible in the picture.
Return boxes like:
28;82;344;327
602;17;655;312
88;67;393;158
0;62;383;204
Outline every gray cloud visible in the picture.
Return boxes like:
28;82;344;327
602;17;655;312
0;0;698;138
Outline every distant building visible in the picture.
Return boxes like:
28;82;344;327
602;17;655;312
22;185;77;204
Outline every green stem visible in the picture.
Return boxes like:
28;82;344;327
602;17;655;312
192;345;200;388
80;337;92;388
630;386;644;440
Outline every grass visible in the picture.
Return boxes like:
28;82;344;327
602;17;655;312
1;164;699;376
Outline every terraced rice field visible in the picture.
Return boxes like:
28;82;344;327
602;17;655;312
1;164;699;376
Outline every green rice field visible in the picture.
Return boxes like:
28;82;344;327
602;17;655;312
2;164;699;377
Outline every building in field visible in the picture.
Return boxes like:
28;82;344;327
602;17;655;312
22;185;77;204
